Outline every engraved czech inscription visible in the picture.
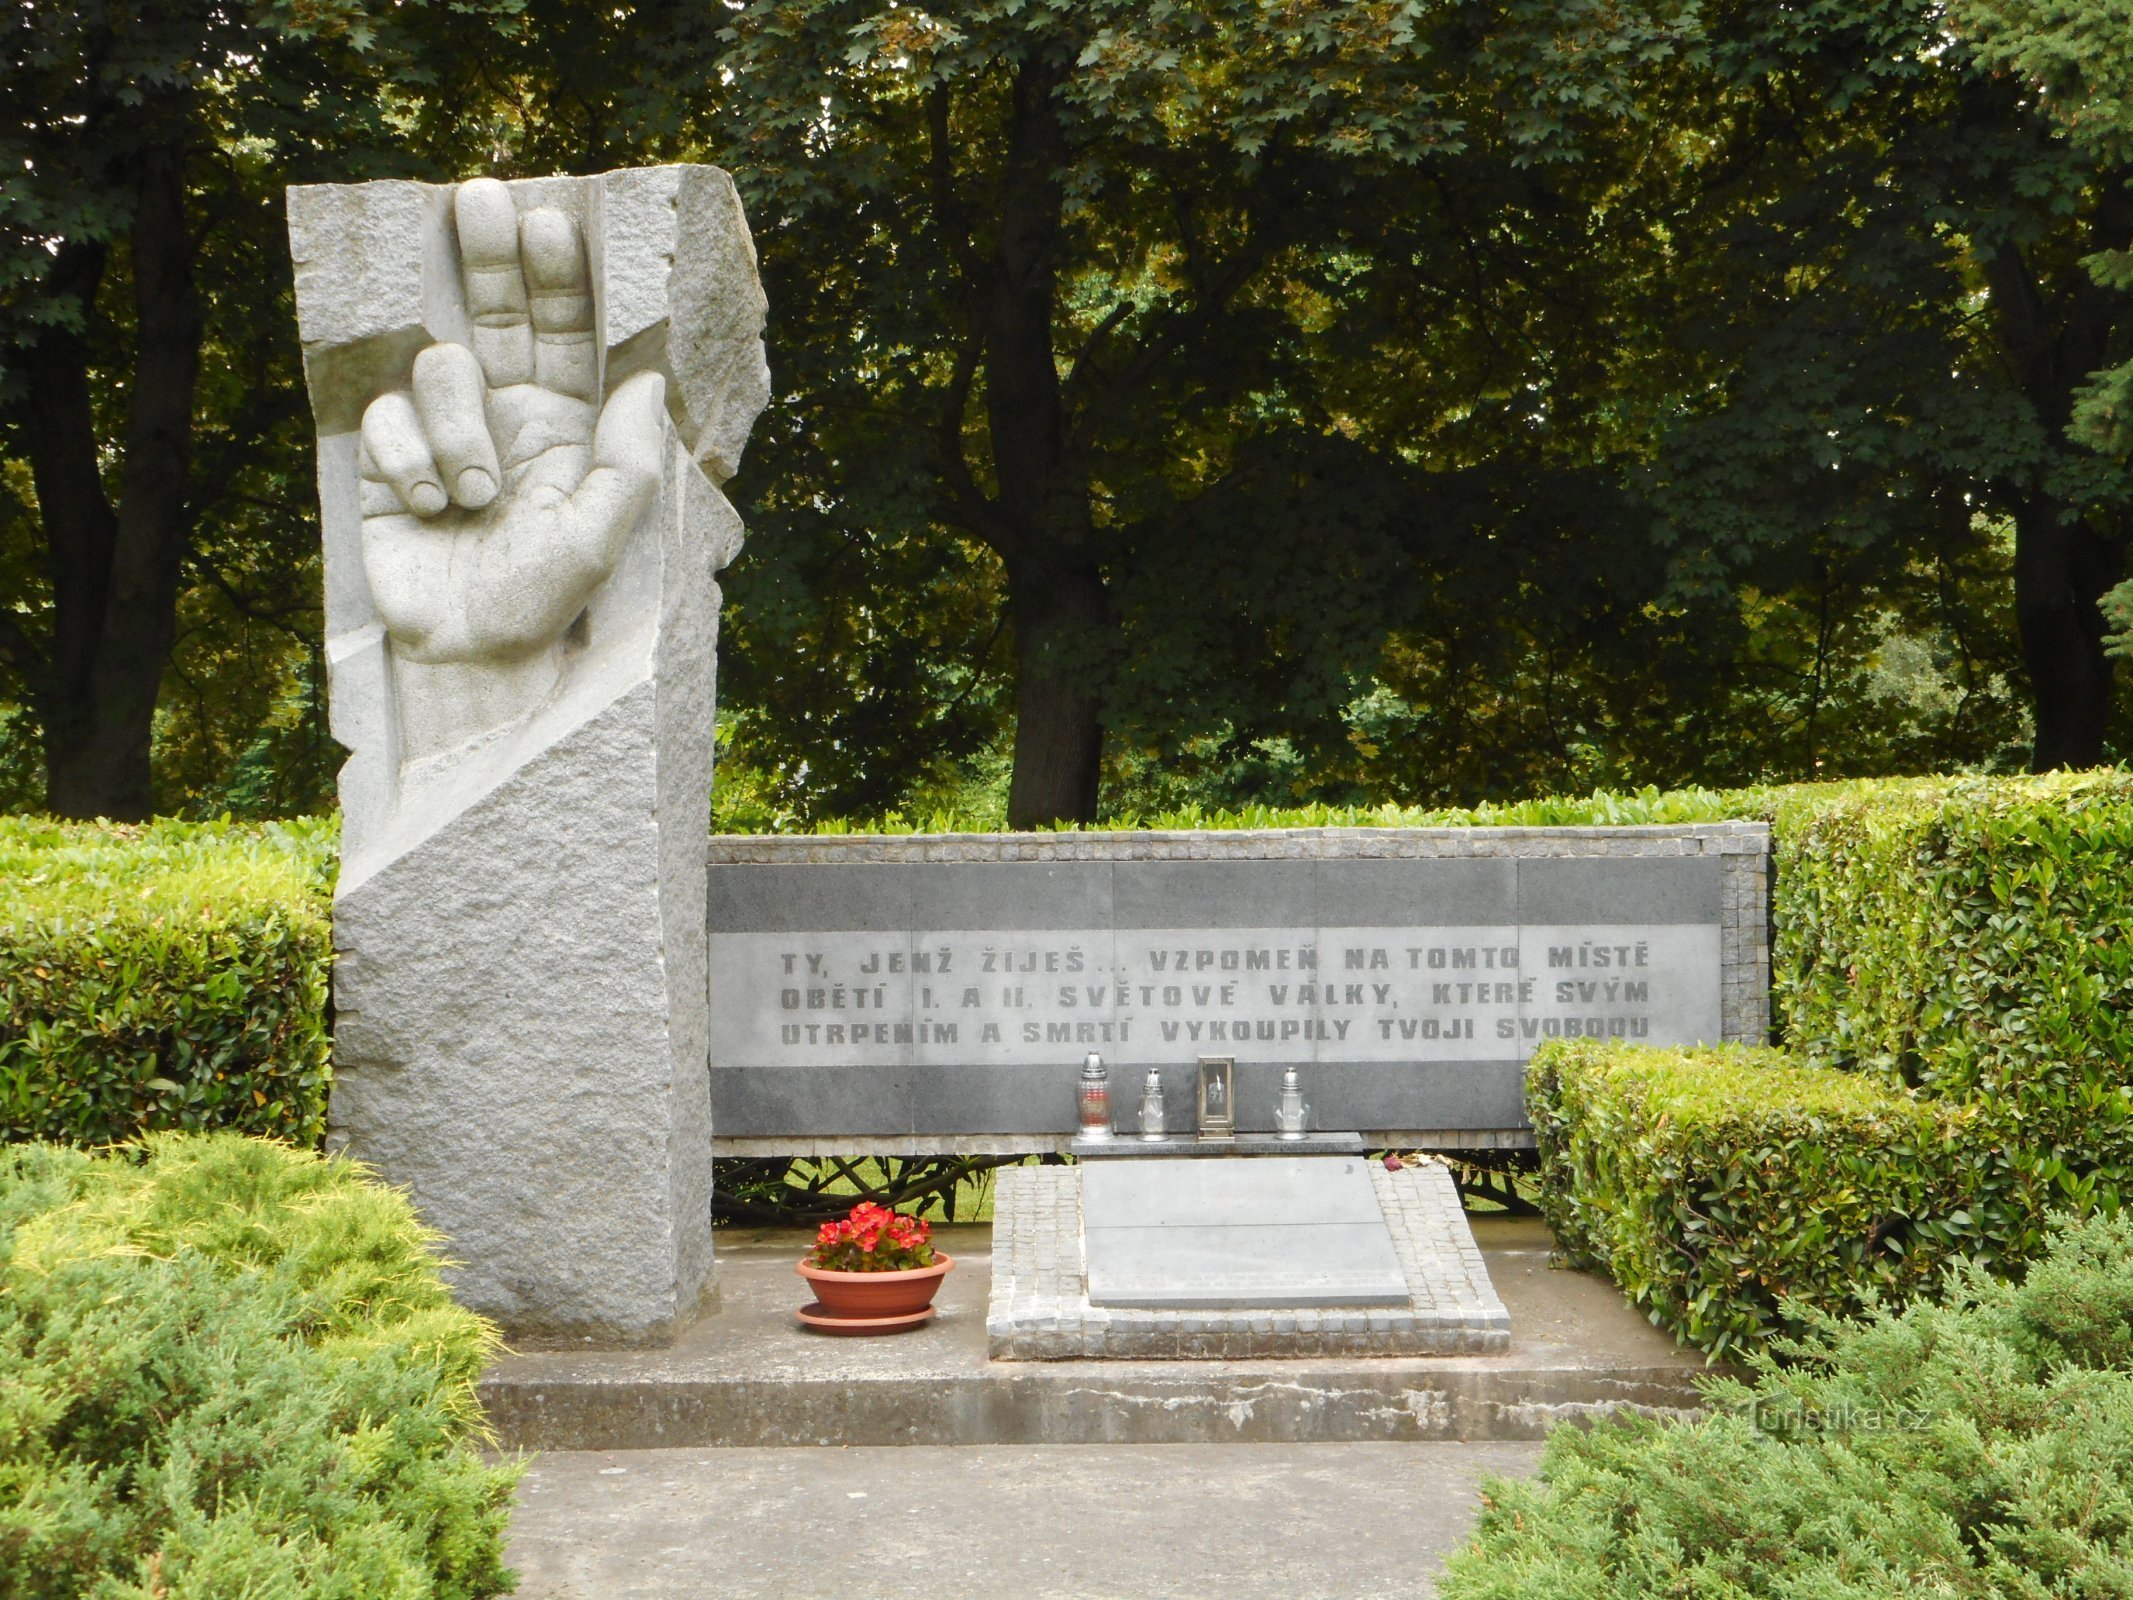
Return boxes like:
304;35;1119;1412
710;922;1720;1068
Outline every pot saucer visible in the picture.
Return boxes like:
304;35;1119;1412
796;1301;937;1335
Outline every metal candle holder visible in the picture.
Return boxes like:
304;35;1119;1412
1196;1056;1236;1140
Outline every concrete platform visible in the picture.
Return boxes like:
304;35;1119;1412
479;1215;1711;1449
506;1441;1543;1599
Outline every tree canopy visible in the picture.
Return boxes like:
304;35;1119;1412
1;0;2126;824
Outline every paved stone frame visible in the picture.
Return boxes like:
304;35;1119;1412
709;822;1772;1156
986;1160;1510;1360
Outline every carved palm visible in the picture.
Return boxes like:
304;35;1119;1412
358;178;665;670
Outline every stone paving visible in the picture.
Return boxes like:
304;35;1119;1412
506;1441;1545;1600
987;1157;1511;1360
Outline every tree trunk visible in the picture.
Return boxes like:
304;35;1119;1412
2012;498;2120;770
981;51;1108;827
1981;224;2128;772
26;150;200;819
1006;554;1106;827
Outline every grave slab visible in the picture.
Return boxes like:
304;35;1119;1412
993;1157;1511;1357
1083;1156;1407;1308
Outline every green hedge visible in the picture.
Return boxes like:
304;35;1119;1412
1529;1039;2019;1355
0;1132;517;1599
1439;1208;2133;1596
1525;770;2133;1353
0;818;336;1146
728;782;1770;836
1770;770;2133;1224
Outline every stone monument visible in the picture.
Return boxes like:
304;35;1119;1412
289;167;768;1342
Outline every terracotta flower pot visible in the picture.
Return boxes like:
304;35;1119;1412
797;1253;955;1321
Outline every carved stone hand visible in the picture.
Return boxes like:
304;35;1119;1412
357;177;666;759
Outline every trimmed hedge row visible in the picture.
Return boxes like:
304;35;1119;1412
1440;1209;2133;1596
0;1132;517;1599
740;782;1769;836
1529;770;2133;1353
0;817;337;1146
1770;770;2133;1228
1530;1041;2018;1355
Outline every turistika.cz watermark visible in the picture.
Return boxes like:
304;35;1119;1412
1731;1397;1936;1434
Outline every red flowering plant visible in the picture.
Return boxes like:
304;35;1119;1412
805;1201;938;1273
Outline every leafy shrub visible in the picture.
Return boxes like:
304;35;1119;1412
1438;1209;2133;1596
1770;770;2133;1228
1524;771;2133;1352
1529;1040;2011;1355
0;1132;517;1600
0;816;335;1145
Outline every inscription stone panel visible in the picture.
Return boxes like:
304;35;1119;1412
707;825;1770;1147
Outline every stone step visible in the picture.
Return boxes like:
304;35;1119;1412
478;1216;1714;1449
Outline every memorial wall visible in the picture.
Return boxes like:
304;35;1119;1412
708;825;1770;1152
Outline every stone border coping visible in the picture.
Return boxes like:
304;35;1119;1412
987;1160;1511;1360
710;821;1769;863
710;1129;1540;1156
711;1129;1539;1157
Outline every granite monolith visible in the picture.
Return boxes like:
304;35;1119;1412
290;165;767;1342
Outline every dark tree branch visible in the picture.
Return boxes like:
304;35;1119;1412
1059;296;1136;412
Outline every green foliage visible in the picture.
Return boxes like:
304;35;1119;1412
1528;1040;1996;1357
8;0;2114;818
1957;0;2133;457
0;0;517;818
703;0;2065;824
1772;770;2133;1222
724;780;1773;835
0;1132;517;1600
0;817;336;1145
1439;1209;2133;1596
1525;770;2133;1354
2108;578;2133;659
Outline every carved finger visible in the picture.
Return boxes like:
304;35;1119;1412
412;343;501;508
360;392;447;517
455;178;534;389
521;207;597;402
563;371;667;575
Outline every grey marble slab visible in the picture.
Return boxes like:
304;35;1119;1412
1081;1157;1407;1308
705;827;1763;1146
1083;1155;1389;1224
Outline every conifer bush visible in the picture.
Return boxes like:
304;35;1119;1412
0;817;335;1145
1438;1210;2133;1596
0;1132;517;1599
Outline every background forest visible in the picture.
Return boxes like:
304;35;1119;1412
5;0;2133;829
